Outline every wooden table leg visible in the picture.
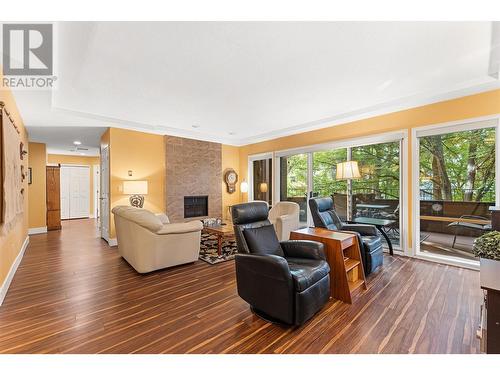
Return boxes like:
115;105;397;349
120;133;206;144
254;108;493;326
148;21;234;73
217;235;223;256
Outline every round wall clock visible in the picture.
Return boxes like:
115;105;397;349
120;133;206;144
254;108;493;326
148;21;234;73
224;168;238;194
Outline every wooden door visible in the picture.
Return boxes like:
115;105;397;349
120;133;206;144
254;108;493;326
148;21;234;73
46;166;61;230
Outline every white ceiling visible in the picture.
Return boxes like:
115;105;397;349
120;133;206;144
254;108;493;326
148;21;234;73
28;126;106;156
12;21;500;147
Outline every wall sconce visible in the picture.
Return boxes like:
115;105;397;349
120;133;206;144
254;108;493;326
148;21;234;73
123;180;148;208
240;179;248;193
259;182;268;193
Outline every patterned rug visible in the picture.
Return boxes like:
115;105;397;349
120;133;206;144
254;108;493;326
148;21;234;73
199;233;238;265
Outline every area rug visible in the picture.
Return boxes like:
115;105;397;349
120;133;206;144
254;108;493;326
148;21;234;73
199;233;238;265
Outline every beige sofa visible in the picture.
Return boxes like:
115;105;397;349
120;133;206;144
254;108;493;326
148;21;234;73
268;201;300;240
112;206;203;273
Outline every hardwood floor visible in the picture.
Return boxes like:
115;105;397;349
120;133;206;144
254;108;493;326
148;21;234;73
0;219;482;354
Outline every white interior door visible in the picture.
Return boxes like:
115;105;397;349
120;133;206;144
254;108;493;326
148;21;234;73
100;146;110;241
60;165;91;219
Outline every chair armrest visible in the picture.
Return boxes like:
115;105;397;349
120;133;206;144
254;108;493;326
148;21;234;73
341;223;378;236
155;213;170;224
156;220;203;235
277;214;297;225
235;254;291;282
280;240;326;260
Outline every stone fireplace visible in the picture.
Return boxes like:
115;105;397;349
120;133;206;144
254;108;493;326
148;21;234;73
165;136;222;222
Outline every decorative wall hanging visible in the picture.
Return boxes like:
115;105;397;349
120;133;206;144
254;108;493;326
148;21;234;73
1;102;25;228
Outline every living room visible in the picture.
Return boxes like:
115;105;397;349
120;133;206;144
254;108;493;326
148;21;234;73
1;2;500;373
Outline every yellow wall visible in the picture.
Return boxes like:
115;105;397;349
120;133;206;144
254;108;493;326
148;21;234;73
47;154;100;217
107;128;166;239
28;143;47;229
221;144;241;220
0;71;29;289
239;89;500;249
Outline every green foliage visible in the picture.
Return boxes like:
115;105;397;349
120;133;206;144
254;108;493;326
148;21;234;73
282;142;400;198
473;231;500;260
419;128;495;202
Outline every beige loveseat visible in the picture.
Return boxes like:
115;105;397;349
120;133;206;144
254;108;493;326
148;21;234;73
112;206;203;273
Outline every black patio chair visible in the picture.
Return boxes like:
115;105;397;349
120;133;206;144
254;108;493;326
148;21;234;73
447;215;492;248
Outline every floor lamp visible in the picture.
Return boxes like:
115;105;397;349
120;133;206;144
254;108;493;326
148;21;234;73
336;161;361;221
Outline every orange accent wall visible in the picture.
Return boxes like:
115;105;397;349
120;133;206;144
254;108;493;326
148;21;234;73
28;143;47;229
239;89;500;249
107;128;166;239
0;71;29;289
221;144;241;220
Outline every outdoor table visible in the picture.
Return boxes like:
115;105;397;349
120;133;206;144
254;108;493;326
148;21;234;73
353;217;396;255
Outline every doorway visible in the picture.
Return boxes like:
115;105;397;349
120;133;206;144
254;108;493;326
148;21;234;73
60;165;91;220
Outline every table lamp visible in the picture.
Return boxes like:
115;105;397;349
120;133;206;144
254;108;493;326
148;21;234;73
123;180;148;208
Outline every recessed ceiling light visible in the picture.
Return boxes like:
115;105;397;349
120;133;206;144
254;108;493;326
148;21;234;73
192;125;200;129
73;141;82;145
228;132;235;136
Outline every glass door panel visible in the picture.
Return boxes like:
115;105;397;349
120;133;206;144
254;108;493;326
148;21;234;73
351;141;401;248
312;149;347;219
418;127;496;262
279;153;309;227
252;158;272;205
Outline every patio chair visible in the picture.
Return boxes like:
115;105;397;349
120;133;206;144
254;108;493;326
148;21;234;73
447;215;492;248
379;204;400;236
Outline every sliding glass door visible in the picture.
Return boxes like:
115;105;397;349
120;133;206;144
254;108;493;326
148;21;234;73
415;120;497;265
271;134;404;251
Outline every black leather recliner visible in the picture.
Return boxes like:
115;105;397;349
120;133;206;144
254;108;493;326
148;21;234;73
309;197;383;275
231;201;331;326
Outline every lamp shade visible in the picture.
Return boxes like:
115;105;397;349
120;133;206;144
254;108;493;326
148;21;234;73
336;161;361;180
259;182;268;193
240;180;248;193
123;180;148;195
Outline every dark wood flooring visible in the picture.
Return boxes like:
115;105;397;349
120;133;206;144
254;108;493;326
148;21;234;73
0;219;482;353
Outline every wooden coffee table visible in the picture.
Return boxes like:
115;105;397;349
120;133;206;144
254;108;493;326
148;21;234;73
202;223;235;256
290;227;367;304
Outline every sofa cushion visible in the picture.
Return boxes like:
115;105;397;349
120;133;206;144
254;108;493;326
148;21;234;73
286;258;330;292
112;205;163;232
243;224;284;256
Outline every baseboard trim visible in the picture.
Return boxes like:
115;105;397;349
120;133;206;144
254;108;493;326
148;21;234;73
28;226;47;235
0;236;29;306
107;238;118;247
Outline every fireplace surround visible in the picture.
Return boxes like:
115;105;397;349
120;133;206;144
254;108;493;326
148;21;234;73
165;136;222;222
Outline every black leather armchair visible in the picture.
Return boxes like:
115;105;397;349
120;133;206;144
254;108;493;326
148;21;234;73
309;197;383;275
231;202;330;326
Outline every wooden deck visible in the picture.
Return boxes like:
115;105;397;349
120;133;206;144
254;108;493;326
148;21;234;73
0;219;482;354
